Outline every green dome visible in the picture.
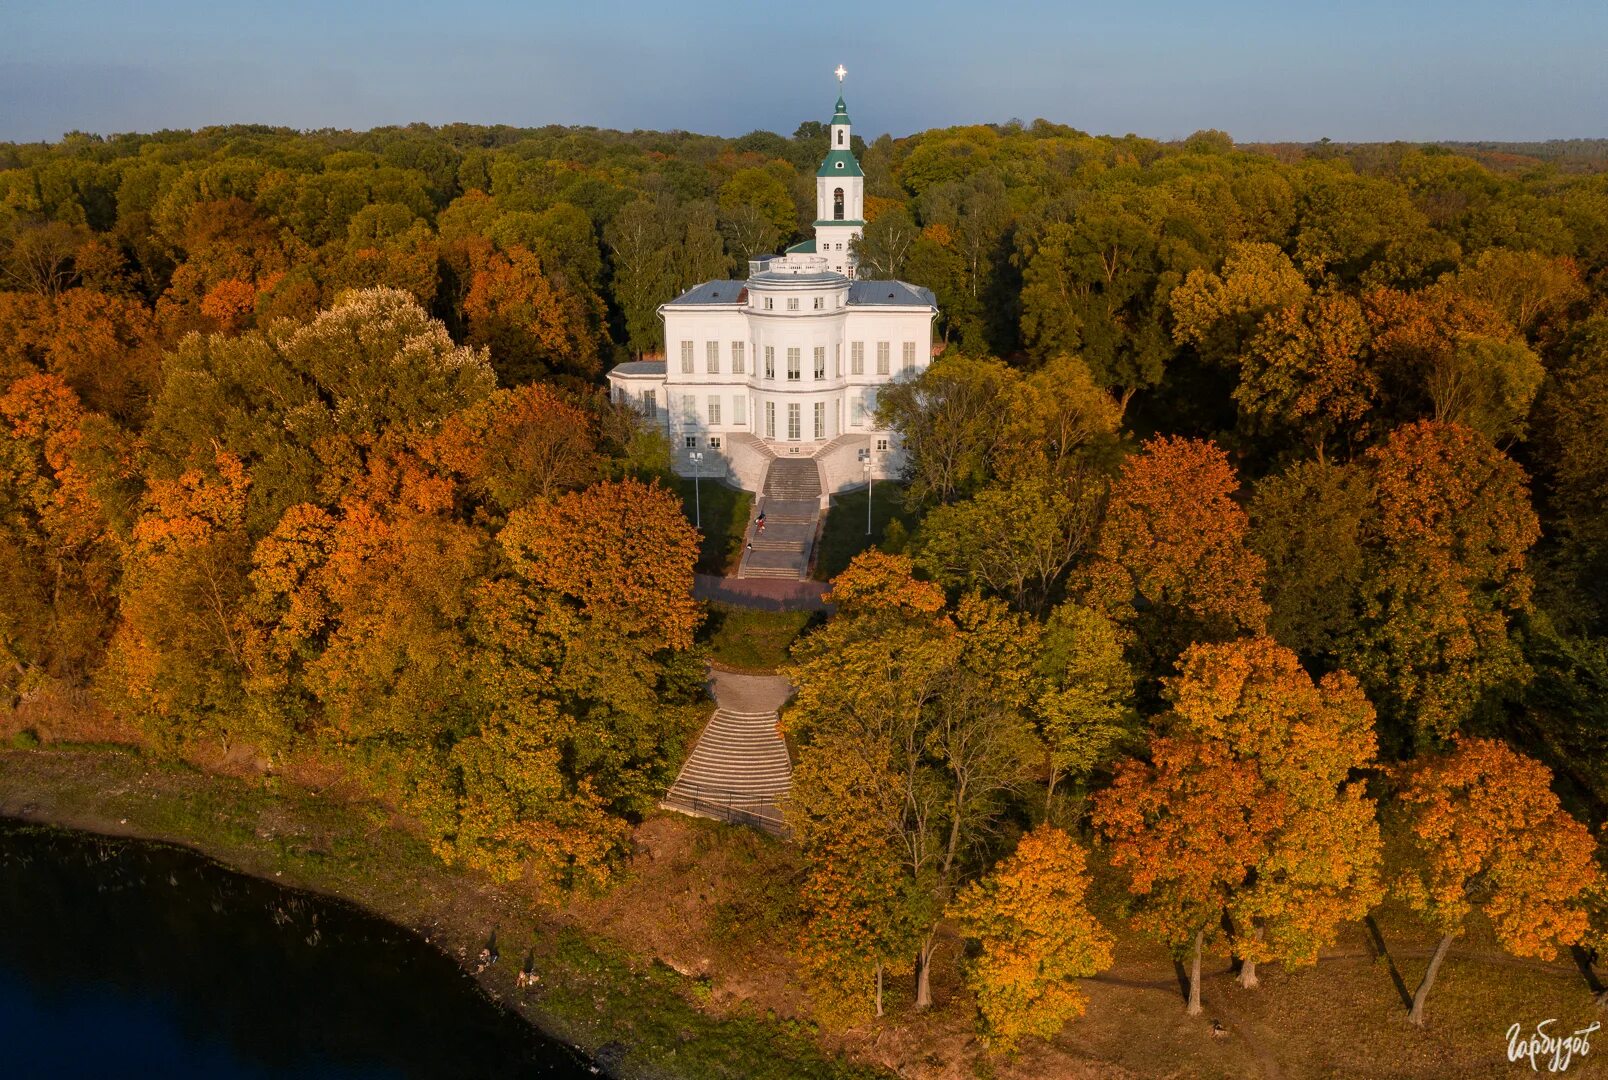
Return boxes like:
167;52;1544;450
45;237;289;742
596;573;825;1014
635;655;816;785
831;94;851;125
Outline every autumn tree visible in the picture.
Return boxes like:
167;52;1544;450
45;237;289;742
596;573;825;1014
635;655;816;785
1535;316;1608;627
1249;459;1370;664
1393;738;1602;1025
1095;737;1275;1015
0;373;125;696
1084;436;1268;667
1035;601;1138;805
1236;291;1375;451
787;553;1040;1011
718;167;797;263
788;730;923;1024
464;244;604;385
876;353;1024;506
949;825;1114;1050
1169;240;1311;365
1097;637;1382;1010
104;450;256;752
912;470;1103;614
1342;421;1539;746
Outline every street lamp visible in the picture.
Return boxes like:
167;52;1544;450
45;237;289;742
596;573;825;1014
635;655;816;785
859;448;873;536
689;451;704;529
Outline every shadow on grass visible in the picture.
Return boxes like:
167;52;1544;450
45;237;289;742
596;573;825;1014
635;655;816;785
1364;914;1414;1011
1569;944;1605;999
676;479;752;576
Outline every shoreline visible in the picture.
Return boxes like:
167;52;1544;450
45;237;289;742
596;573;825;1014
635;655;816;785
0;744;882;1080
0;808;601;1072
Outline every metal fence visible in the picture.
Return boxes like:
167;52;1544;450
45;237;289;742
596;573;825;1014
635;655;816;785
661;784;789;837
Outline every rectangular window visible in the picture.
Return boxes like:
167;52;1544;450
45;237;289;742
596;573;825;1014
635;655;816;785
709;435;722;449
787;403;801;441
813;296;824;310
876;342;890;375
902;342;916;372
708;395;721;425
764;297;773;310
834;344;841;378
734;395;747;425
814;401;825;440
682;394;696;422
786;347;800;382
863;388;878;425
813;347;826;380
642;389;656;416
731;341;745;374
786;297;800;311
764;346;775;379
684;435;697;449
765;401;776;439
680;340;694;374
851;393;865;426
851;341;864;375
706;340;720;374
876;437;890;453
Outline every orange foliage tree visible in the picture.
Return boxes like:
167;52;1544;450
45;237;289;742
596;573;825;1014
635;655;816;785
1343;420;1539;747
464;244;603;385
105;449;255;751
949;824;1114;1050
1096;636;1382;1011
0;373;125;694
1084;435;1268;666
1394;738;1602;1026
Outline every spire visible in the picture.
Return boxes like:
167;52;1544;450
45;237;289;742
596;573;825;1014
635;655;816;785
831;64;851;126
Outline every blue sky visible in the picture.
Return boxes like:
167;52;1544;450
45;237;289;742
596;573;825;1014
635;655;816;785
3;0;1605;144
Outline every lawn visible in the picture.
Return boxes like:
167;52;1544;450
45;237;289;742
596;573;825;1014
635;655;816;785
699;603;817;672
674;477;752;576
812;482;922;581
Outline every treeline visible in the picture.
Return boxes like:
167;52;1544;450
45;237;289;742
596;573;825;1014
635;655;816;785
1;284;706;892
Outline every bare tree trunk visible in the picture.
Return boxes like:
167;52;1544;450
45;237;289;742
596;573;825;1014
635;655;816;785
1409;932;1456;1026
1188;927;1204;1016
915;938;934;1009
875;962;884;1018
1237;924;1264;989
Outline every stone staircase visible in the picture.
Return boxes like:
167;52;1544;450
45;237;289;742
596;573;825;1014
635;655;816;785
762;458;823;501
736;458;824;581
662;707;791;834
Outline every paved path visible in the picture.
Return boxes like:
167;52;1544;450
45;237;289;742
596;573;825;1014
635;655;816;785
694;573;828;611
662;669;793;835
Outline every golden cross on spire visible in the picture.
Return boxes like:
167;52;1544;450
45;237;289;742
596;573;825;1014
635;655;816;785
834;64;847;84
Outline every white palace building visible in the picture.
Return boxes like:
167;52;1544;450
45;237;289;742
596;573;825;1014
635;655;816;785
607;71;938;501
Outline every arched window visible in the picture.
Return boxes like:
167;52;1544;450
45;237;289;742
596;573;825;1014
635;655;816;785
833;187;844;220
837;130;844;146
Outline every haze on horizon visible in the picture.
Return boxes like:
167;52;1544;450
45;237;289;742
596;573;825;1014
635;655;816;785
3;0;1605;146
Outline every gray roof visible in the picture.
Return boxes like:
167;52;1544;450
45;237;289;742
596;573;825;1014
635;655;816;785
661;277;937;310
848;280;937;308
610;360;666;376
664;280;747;306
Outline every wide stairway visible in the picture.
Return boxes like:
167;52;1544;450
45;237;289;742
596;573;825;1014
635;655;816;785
662;672;793;835
737;458;823;581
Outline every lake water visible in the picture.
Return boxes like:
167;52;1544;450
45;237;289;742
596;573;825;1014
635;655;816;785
0;819;597;1079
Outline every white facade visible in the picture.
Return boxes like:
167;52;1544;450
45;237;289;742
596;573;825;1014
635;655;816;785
607;79;938;495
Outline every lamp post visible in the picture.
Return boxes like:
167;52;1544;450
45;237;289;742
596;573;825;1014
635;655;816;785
690;451;703;529
860;448;873;536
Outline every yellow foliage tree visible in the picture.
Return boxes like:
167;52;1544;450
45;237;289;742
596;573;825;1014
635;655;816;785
949;825;1113;1050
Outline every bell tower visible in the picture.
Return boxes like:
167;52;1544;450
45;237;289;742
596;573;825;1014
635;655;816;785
814;65;864;277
